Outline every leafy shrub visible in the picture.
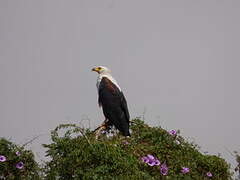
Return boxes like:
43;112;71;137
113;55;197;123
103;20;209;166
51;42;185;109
0;138;41;179
43;119;232;179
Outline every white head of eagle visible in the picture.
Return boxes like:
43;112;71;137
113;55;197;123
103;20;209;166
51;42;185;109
92;66;130;136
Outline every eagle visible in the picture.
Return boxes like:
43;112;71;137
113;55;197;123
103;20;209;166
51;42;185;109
92;66;130;137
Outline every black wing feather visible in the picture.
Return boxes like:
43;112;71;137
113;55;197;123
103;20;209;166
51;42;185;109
120;92;130;122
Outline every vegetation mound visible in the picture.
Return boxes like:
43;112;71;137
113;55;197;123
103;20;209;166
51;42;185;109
43;119;231;179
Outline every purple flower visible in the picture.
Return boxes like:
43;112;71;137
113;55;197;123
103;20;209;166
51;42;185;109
122;140;129;145
148;160;156;166
147;154;155;160
144;155;154;166
16;151;21;156
141;156;149;163
147;155;161;166
160;163;168;176
141;154;161;166
0;155;6;162
16;162;24;169
168;130;177;136
181;167;190;174
154;159;161;166
206;172;212;177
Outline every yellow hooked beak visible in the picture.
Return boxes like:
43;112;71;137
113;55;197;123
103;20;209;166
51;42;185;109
92;67;101;73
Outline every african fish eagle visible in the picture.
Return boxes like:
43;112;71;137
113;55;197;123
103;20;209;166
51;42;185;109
92;66;130;136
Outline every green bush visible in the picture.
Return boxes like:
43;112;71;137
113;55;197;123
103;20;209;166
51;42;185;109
43;119;232;180
0;138;41;179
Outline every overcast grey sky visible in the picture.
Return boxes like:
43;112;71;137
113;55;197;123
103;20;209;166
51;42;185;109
0;0;239;170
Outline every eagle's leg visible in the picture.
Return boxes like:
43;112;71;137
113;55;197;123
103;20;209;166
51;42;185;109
94;119;109;139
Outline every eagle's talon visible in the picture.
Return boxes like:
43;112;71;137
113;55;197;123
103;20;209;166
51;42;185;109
94;123;109;139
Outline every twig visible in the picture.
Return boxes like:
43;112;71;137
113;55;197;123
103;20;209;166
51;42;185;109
76;126;91;145
22;134;42;147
